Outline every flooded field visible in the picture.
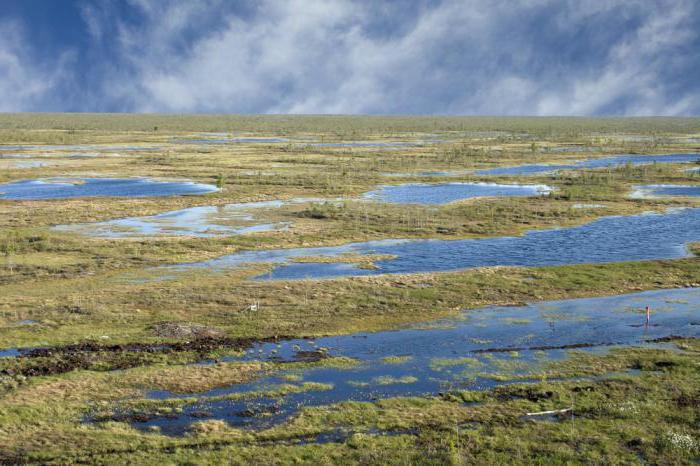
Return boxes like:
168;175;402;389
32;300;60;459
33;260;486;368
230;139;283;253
0;177;218;199
118;288;699;435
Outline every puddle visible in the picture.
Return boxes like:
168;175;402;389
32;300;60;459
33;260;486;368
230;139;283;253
571;204;605;209
0;348;20;358
160;208;700;280
475;153;700;176
117;288;700;435
364;182;551;204
9;320;37;327
53;198;323;238
631;185;700;199
0;178;218;200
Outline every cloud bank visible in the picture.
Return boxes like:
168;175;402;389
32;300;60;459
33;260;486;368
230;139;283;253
2;0;699;115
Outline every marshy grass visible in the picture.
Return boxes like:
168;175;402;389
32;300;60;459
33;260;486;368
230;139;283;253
2;115;700;463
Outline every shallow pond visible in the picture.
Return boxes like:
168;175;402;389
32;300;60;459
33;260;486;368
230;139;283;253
364;182;551;204
126;288;700;435
631;185;700;199
164;208;700;280
53;199;324;238
475;153;700;176
0;178;218;200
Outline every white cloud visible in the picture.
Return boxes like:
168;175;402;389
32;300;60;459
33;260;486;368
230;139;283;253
0;20;75;112
93;0;697;115
2;0;697;114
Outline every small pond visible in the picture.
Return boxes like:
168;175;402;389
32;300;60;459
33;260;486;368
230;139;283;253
364;182;551;204
0;178;218;200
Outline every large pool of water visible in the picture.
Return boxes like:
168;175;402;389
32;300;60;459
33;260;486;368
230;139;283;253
124;287;700;435
475;153;700;176
364;182;551;204
163;208;700;280
0;178;218;200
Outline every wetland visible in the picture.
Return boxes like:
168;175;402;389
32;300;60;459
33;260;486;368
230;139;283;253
1;114;699;464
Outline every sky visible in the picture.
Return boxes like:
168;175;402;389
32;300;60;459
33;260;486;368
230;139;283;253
1;0;699;115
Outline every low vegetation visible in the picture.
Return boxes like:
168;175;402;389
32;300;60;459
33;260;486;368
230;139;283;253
1;114;699;463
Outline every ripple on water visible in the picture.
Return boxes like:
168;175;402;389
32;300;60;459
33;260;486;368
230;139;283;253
0;178;218;200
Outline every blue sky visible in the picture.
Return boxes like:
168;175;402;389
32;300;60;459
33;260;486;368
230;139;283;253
1;0;698;115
